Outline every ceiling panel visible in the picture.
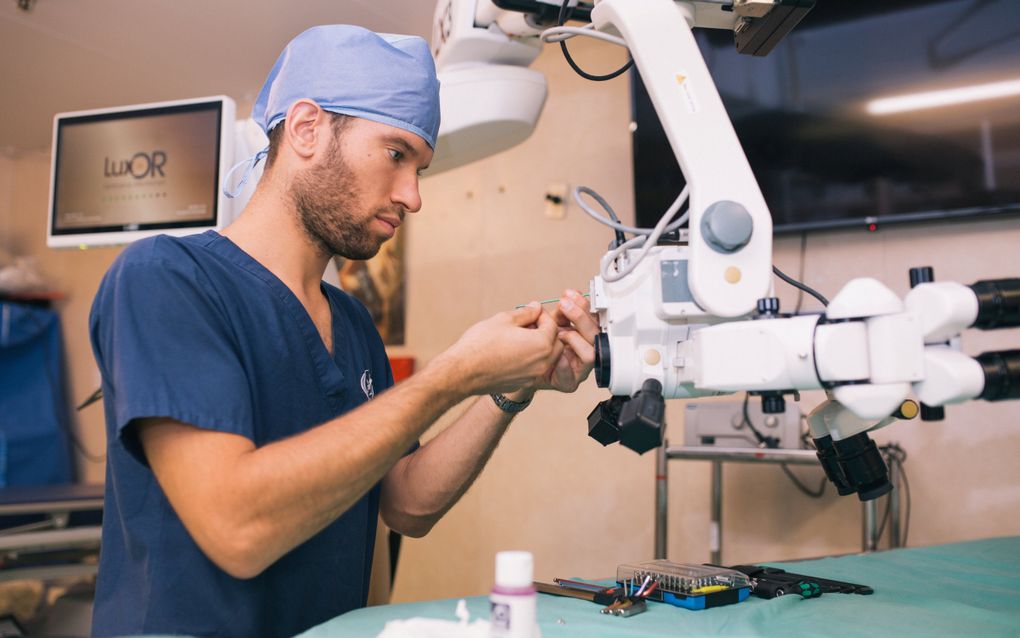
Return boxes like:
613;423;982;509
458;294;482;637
0;0;436;153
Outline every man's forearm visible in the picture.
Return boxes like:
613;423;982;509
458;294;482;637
380;389;534;536
141;354;471;578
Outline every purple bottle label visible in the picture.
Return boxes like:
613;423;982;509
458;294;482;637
491;584;537;596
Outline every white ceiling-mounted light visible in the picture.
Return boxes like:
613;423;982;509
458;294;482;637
866;78;1020;116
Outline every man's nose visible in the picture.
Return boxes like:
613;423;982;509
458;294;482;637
392;174;422;213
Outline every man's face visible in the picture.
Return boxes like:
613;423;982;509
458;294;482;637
290;117;433;260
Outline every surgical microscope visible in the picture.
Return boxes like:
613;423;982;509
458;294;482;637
429;0;1020;501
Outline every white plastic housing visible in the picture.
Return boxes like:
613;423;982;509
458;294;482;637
807;398;898;442
427;65;547;175
685;315;823;392
826;278;904;320
913;346;985;407
814;322;869;383
832;383;912;422
591;0;772;318
867;313;926;384
432;0;543;68
904;282;979;344
592;245;721;399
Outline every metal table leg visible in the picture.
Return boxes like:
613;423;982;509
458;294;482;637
655;440;668;559
710;460;722;565
862;499;878;552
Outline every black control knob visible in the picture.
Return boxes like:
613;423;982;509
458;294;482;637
756;297;780;318
761;393;785;414
909;266;934;288
586;396;625;446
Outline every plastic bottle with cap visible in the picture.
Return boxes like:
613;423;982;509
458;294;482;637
489;551;538;638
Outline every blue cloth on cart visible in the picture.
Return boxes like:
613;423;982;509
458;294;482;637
0;301;73;487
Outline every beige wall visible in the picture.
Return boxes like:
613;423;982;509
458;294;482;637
1;153;14;254
2;37;1018;607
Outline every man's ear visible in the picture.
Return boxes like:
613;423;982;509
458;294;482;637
282;99;327;160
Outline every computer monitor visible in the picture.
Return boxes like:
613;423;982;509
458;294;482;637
631;0;1020;234
47;96;236;248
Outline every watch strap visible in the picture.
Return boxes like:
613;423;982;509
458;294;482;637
490;392;532;414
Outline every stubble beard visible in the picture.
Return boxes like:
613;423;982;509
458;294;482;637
290;146;395;261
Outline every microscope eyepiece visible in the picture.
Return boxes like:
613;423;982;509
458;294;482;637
833;432;893;502
977;350;1020;402
970;279;1020;330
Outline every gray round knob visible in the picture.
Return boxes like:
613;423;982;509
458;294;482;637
701;201;753;253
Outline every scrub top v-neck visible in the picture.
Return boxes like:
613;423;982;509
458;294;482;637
89;230;394;638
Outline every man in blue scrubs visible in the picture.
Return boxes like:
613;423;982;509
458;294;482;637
88;25;598;638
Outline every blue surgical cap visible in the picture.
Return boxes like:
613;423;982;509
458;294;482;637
254;24;441;148
223;25;441;198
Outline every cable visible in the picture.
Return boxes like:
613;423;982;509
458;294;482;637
573;186;626;247
554;0;634;82
901;452;911;546
874;443;910;547
580;187;826;307
780;463;827;498
773;264;829;307
541;24;627;47
573;184;690;282
740;393;776;448
600;195;687;282
574;186;689;236
741;394;827;498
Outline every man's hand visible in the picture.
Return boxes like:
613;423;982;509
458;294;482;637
540;289;600;393
439;302;563;396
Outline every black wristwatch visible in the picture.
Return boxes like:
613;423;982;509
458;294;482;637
490;393;532;414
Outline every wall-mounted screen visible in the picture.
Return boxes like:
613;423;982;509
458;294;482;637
48;96;235;248
632;0;1020;233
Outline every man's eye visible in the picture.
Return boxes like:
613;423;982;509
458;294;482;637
388;149;403;161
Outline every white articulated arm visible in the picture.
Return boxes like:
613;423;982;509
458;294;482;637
591;0;772;318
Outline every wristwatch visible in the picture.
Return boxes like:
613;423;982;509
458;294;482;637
490;392;532;414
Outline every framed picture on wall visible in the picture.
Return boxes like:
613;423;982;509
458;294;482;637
335;230;406;346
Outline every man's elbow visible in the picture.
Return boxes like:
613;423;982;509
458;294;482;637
381;507;439;539
198;521;273;580
396;518;435;539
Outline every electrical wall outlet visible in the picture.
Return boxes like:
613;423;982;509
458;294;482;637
544;183;568;219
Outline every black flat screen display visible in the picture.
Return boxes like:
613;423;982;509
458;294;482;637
632;0;1020;233
51;101;223;235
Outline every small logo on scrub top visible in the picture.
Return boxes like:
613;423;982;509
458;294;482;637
360;370;375;400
